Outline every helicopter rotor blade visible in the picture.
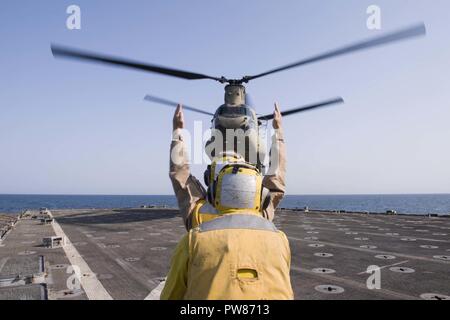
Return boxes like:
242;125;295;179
51;44;223;82
244;23;426;82
144;95;214;116
258;97;344;121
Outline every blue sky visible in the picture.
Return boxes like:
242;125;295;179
1;0;449;195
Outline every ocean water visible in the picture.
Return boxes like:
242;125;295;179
1;194;449;216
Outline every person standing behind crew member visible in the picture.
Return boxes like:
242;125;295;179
169;103;286;231
161;104;293;300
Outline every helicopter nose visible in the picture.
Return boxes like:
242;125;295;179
217;115;248;129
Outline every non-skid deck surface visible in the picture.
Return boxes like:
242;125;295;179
1;208;449;300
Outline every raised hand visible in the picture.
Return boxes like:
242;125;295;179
273;102;282;129
173;104;184;130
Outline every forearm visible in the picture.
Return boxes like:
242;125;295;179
169;129;205;230
262;128;286;220
170;129;189;179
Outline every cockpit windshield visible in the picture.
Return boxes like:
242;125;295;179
217;105;252;117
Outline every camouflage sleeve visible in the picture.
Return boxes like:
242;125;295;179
262;128;286;221
169;129;206;230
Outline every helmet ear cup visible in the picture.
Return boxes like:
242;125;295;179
204;165;211;186
261;187;271;211
207;179;216;205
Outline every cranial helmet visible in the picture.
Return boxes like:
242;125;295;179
204;152;270;214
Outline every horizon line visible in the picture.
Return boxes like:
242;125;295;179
1;193;449;197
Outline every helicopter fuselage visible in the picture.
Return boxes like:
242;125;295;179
205;103;266;170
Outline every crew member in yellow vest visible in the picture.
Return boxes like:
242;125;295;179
161;104;293;300
169;103;286;231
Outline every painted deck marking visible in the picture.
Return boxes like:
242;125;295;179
52;220;113;300
144;279;166;300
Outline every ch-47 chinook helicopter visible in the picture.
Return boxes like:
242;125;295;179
51;23;426;171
